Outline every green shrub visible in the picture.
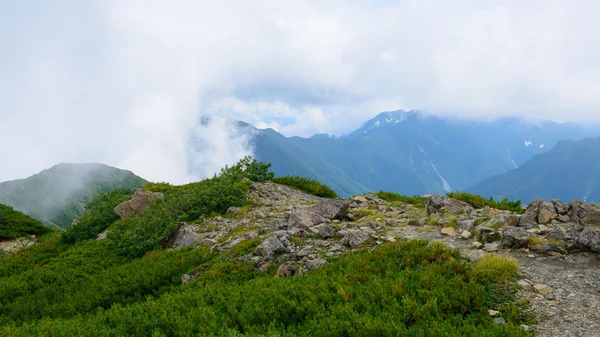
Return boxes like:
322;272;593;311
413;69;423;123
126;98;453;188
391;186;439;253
218;156;274;182
0;203;53;240
472;253;520;283
60;188;132;244
446;191;523;214
272;176;337;198
375;191;425;207
1;240;531;336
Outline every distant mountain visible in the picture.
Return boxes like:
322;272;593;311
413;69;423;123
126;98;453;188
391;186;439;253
248;110;599;197
468;137;600;204
0;163;147;228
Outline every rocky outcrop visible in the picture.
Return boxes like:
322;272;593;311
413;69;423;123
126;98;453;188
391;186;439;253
422;194;473;215
114;188;164;219
166;224;202;249
314;198;350;220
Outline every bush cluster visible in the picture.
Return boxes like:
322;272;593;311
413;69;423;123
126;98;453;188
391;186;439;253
272;175;338;198
1;240;531;336
447;191;524;214
0;203;53;240
375;190;425;207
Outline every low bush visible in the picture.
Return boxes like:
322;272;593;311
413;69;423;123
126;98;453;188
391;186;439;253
472;253;519;283
447;191;524;214
375;190;425;207
272;175;337;198
0;203;53;240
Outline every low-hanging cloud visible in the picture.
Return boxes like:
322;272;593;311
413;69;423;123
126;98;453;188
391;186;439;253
1;0;600;182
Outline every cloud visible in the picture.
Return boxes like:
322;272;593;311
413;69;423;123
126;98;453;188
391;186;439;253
1;0;599;182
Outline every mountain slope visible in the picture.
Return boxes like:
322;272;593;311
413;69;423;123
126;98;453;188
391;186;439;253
0;163;147;228
250;110;598;197
468;137;600;204
0;203;53;240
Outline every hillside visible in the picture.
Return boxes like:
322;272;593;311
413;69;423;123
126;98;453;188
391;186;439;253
0;163;147;228
1;158;599;335
468;137;600;204
0;203;53;240
249;110;598;197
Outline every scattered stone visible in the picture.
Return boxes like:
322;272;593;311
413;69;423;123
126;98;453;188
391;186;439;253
493;317;507;325
501;226;530;248
471;241;484;249
467;249;485;262
166;223;202;249
441;227;457;236
488;310;500;316
311;223;336;239
538;201;558;224
533;284;552;296
461;230;472;240
181;274;193;285
255;233;290;258
314;198;350;220
484;242;500;252
544;292;556;300
305;257;328;270
96;231;108;240
342;228;375;248
408;218;425;226
288;207;325;229
517;279;533;291
457;219;475;232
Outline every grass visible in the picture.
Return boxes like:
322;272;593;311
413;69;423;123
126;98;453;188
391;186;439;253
375;191;425;207
447;191;524;214
272;176;337;198
472;253;519;283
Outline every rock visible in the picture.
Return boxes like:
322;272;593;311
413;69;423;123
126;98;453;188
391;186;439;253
551;199;568;215
114;188;164;219
533;284;552;296
544;292;555;300
493;317;506;325
226;206;242;215
288;207;325;229
342;228;374;248
467;249;485;261
296;247;316;257
441;198;474;214
202;238;217;246
166;224;201;249
255;233;291;258
181;274;193;285
408;218;425;226
305;257;328;270
96;231;108;240
457;219;475;232
556;214;570;223
568;200;600;226
422;194;444;215
289;227;311;237
578;227;600;252
437;217;453;227
530;243;566;254
488;310;500;317
276;262;298;277
461;230;472;240
484;242;500;252
311;223;336;239
471;241;484;249
537;201;558;224
494;214;521;227
352;196;368;204
517;279;533;291
501;227;530;248
314;198;350;220
519;200;543;226
440;227;457;236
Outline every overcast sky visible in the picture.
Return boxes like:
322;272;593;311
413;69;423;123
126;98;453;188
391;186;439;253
1;0;600;183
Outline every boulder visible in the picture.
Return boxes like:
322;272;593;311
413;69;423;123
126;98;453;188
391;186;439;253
342;227;375;248
440;198;474;214
226;207;242;215
537;201;558;224
422;194;444;215
305;257;328;270
551;199;568;215
314;198;350;220
578;227;600;252
288;207;326;229
568;200;600;226
530;243;566;254
440;227;457;236
255;232;291;258
519;200;543;227
494;214;521;227
457;219;475;232
166;224;202;249
114;188;164;219
501;226;530;248
311;223;336;239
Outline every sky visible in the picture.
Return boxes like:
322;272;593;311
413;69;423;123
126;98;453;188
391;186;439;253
1;0;600;183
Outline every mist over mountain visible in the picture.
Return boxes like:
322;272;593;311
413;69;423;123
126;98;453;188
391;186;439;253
468;137;600;204
0;163;146;228
249;110;599;197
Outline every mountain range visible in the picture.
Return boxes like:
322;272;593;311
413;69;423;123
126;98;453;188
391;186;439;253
0;163;146;228
249;110;599;197
469;137;600;204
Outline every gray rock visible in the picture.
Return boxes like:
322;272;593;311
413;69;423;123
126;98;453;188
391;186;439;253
538;201;558;224
501;226;530;248
457;219;475;232
530;243;566;254
314;198;350;220
226;206;242;215
408;218;425;226
342;228;375;248
181;274;193;285
422;194;444;215
568;200;600;226
494;214;521;227
493;317;507;325
578;227;600;252
484;242;500;252
96;231;108;240
114;188;164;219
306;257;328;270
441;198;474;214
288;207;326;229
552;199;568;215
467;249;485;261
311;223;336;239
520;200;543;226
166;224;201;249
255;233;291;258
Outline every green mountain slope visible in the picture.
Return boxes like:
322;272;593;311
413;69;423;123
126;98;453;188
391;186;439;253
0;203;53;240
468;137;600;204
0;163;147;228
249;110;598;197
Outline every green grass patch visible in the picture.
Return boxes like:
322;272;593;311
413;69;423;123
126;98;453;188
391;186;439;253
446;191;524;214
272;176;337;198
1;240;531;336
375;191;425;207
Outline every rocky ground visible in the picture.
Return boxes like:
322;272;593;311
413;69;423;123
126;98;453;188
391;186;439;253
169;182;600;337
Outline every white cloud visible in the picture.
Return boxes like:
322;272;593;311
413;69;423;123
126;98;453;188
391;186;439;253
1;0;600;182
